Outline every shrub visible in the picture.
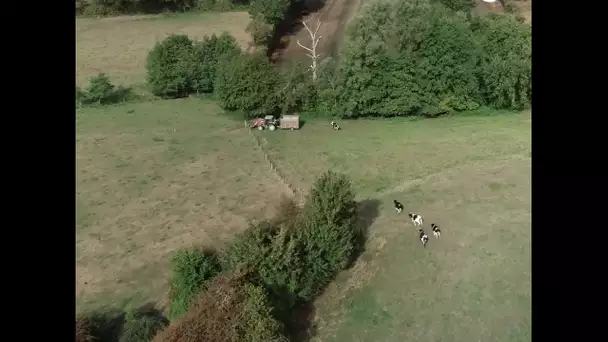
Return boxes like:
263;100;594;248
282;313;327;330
472;14;531;110
147;33;241;98
293;170;358;300
277;61;318;114
434;0;475;12
168;247;221;319
247;15;275;46
154;269;288;342
222;171;359;310
248;0;291;26
333;0;481;118
214;53;282;118
78;73;133;105
146;35;199;98
120;306;169;342
192;32;241;93
221;221;303;314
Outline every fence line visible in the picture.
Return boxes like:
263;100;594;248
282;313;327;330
245;121;305;205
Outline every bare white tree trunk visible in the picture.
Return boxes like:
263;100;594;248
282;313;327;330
296;20;323;82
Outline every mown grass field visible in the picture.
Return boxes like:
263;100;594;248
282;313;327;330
76;11;251;87
77;97;531;342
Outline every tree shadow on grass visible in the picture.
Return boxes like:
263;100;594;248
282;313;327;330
287;198;381;341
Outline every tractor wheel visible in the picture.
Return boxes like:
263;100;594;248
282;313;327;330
257;125;264;131
268;124;276;131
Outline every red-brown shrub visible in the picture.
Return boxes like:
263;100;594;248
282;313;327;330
153;268;287;342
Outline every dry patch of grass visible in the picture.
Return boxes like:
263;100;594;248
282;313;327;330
76;98;292;313
76;11;251;86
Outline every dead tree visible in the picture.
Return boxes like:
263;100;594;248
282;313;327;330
297;20;323;82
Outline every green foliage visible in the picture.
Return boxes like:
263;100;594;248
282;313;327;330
168;247;221;319
472;14;531;110
247;15;275;46
214;53;282;118
248;0;291;26
146;35;199;98
277;61;318;114
156;270;288;342
222;171;358;310
221;222;303;313
434;0;475;12
333;0;481;118
293;170;358;300
146;33;240;98
120;306;169;342
242;283;290;342
78;73;133;105
192;32;241;93
77;0;241;16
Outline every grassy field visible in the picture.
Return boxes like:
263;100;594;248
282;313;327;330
77;96;531;342
76;99;293;313
76;11;251;87
261;113;531;341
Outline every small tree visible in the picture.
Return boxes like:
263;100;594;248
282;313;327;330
294;170;358;300
146;35;198;98
296;20;323;82
214;53;282;118
168;247;221;319
78;73;132;106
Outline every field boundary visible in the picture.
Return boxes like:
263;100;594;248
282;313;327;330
244;121;305;204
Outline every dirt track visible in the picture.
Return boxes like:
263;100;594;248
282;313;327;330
271;0;364;65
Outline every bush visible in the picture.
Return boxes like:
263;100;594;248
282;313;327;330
221;221;303;314
192;32;241;93
434;0;475;12
168;247;221;319
120;306;169;342
214;53;282;118
78;73;133;105
78;0;202;16
332;0;481;118
293;170;358;300
277;61;318;114
154;269;288;342
247;15;275;46
146;35;200;98
147;33;240;98
222;171;359;311
472;14;531;110
248;0;291;26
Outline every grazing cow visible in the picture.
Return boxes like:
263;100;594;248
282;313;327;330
331;121;341;130
419;229;429;247
409;213;424;227
431;223;441;239
393;200;404;214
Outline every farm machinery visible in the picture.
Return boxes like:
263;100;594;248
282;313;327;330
248;115;300;131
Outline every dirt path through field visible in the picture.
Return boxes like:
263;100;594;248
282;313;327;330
271;0;364;65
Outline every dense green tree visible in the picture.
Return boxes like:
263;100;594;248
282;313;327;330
333;0;481;118
214;53;282;117
472;14;532;110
